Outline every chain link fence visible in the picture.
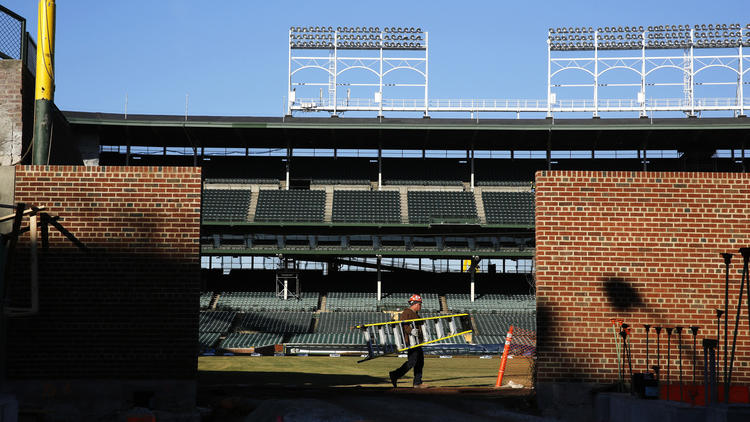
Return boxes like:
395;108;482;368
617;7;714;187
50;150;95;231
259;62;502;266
0;4;35;75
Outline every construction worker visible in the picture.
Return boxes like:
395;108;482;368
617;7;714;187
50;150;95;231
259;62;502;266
389;294;426;388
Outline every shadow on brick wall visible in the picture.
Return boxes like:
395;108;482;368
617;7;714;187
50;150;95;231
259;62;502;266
601;277;645;312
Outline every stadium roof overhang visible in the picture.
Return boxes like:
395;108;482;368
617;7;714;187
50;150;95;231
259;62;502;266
65;112;750;151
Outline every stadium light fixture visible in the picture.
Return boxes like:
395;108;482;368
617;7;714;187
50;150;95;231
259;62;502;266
290;25;426;50
549;22;749;50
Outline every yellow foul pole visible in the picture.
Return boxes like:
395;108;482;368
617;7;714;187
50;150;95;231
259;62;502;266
32;0;56;164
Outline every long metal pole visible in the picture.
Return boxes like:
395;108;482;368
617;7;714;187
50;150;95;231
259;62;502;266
739;45;744;116
379;31;383;117
641;31;647;117
288;29;292;116
722;252;732;403
690;30;695;116
594;30;599;118
547;32;552;118
32;0;56;164
424;32;429;117
333;31;338;116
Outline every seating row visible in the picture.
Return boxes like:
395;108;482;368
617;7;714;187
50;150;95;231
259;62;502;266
255;190;327;223
215;291;319;312
220;332;283;349
482;191;535;225
325;292;440;312
473;311;536;335
445;294;535;313
235;311;313;333
407;191;477;224
199;311;235;333
332;190;401;224
202;189;535;225
205;178;278;185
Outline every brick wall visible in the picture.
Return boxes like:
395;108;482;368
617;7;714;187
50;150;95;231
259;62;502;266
0;60;26;165
6;165;201;379
535;171;750;384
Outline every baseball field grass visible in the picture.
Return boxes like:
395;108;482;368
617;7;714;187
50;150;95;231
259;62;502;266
198;355;533;389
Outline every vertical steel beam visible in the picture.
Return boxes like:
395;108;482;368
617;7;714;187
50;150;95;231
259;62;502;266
32;0;56;165
547;32;552;118
739;45;745;116
424;32;429;117
594;30;599;118
333;31;338;117
690;30;696;117
641;31;647;117
379;31;383;118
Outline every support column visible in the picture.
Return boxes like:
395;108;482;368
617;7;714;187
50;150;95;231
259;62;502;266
285;146;291;190
376;255;382;301
32;0;56;165
470;149;475;191
469;256;479;302
378;146;382;190
546;131;552;171
593;30;599;118
739;45;745;117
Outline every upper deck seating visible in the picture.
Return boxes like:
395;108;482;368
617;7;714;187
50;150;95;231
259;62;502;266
311;179;370;185
254;190;326;223
332;190;401;224
385;180;463;186
482;191;535;225
476;180;533;188
407;191;478;224
205;178;278;185
202;189;252;222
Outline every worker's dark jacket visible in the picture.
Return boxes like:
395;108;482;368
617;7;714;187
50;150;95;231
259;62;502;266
400;307;423;343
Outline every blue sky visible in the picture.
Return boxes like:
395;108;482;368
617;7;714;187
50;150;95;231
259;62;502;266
3;0;748;117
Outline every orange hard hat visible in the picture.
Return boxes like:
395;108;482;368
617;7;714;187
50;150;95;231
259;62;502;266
408;294;423;304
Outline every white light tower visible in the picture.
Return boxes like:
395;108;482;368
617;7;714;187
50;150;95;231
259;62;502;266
287;26;429;117
547;23;750;118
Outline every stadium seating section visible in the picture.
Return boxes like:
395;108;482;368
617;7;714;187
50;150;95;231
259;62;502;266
235;311;313;333
482;191;535;225
220;332;283;349
202;189;252;222
199;332;221;350
204;178;278;184
200;292;213;310
254;190;326;222
199;292;535;352
325;292;439;312
199;311;235;332
407;191;478;224
476;180;533;187
215;291;319;312
311;179;370;185
332;190;401;224
285;333;363;345
385;179;463;186
316;311;390;332
445;294;535;313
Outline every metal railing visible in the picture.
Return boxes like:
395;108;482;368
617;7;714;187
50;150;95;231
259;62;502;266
290;96;750;115
0;5;35;75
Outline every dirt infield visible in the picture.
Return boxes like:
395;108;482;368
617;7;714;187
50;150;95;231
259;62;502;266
198;355;539;421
